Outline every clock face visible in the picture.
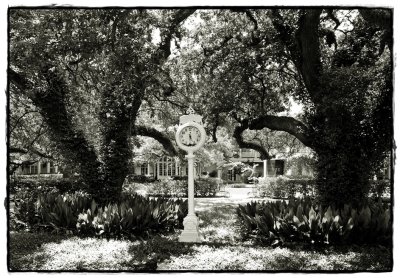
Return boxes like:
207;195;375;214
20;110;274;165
179;125;202;147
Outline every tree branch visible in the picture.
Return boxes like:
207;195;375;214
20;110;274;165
233;124;272;160
326;9;340;29
359;8;392;31
359;8;393;54
154;9;196;64
247;115;311;147
211;115;220;143
135;125;178;156
9;68;31;92
232;114;312;160
271;9;323;100
203;35;234;57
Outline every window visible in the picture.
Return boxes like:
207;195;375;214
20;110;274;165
22;165;30;175
159;157;170;176
274;160;284;175
42;162;47;174
168;162;176;176
228;169;235;181
140;163;148;175
158;157;180;177
167;162;172;176
29;164;38;175
50;162;56;174
163;158;168;176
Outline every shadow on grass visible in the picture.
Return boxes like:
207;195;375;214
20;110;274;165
154;239;392;271
8;231;71;271
126;234;197;271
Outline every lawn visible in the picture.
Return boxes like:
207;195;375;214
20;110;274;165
8;196;392;271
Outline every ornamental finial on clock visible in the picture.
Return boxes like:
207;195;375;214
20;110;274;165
186;106;195;115
179;105;203;125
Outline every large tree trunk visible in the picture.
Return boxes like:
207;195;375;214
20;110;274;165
268;9;392;206
99;115;132;203
33;67;108;199
35;67;104;185
97;78;143;203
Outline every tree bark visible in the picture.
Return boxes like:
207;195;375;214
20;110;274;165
10;67;103;197
35;66;104;195
295;9;323;101
271;9;323;100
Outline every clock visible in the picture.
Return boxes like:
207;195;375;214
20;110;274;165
176;122;206;152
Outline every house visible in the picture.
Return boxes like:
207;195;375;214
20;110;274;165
130;156;202;180
218;148;286;183
14;159;62;177
13;149;391;183
14;156;201;180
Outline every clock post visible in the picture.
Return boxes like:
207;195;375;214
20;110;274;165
182;150;198;242
175;107;206;243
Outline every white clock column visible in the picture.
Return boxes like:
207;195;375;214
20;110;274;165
176;106;206;243
179;150;200;242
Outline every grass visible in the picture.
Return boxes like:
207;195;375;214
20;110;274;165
157;242;392;271
8;197;392;271
8;231;70;270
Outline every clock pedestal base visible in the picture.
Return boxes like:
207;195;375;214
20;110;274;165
179;214;200;242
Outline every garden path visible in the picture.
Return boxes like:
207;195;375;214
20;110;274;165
156;189;277;270
195;186;270;243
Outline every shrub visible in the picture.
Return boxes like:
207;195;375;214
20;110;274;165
122;182;147;196
10;177;86;195
241;170;253;184
237;198;391;246
256;177;316;199
10;178;85;230
195;178;219;197
11;188;41;230
146;179;187;197
284;178;316;198
12;191;188;237
125;174;156;183
370;180;390;199
36;191;92;231
208;170;218;178
146;177;219;197
77;194;188;237
256;177;287;198
171;176;188;181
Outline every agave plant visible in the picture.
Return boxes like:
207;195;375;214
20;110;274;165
13;189;188;237
237;198;391;246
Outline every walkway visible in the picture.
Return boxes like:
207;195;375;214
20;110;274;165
194;186;274;244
